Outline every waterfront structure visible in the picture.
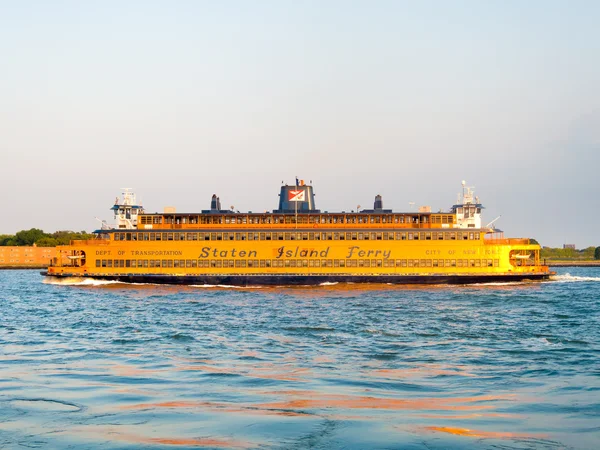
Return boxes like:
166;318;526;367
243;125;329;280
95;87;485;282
0;245;54;268
44;181;551;285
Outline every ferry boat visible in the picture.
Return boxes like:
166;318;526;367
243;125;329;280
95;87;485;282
44;180;552;285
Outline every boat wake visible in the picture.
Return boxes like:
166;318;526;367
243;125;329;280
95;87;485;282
42;277;162;287
551;274;600;283
43;277;124;286
189;284;264;289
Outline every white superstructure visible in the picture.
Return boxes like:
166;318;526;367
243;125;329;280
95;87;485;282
451;181;483;229
110;189;144;229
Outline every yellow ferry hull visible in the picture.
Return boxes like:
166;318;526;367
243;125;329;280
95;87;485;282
45;238;552;286
42;272;550;285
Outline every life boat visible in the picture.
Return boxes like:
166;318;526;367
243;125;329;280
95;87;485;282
514;254;531;259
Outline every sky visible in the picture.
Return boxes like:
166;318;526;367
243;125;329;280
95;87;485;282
1;0;599;248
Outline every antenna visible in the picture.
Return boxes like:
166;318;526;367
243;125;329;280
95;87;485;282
486;215;501;229
94;217;110;230
409;202;415;211
120;188;135;205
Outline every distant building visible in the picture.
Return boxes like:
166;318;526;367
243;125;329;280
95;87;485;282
0;245;54;267
563;244;576;250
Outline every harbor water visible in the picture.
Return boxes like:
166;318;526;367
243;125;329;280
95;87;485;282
1;269;599;449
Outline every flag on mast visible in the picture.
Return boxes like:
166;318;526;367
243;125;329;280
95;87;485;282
288;189;305;202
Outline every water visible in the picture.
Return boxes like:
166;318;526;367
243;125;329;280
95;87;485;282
1;269;599;449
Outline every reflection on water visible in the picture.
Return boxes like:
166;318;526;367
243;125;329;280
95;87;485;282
424;426;545;439
121;400;314;418
372;364;477;378
254;391;505;412
119;392;502;414
70;426;256;448
2;268;600;449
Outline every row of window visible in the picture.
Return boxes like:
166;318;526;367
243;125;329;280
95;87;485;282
0;260;41;263
1;259;39;263
96;258;500;269
140;214;455;226
113;231;480;242
0;250;52;254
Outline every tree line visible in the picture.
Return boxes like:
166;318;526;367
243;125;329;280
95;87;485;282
540;246;600;261
0;229;94;247
525;240;599;260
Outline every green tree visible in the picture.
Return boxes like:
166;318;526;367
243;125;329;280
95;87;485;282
14;228;47;246
51;230;93;245
540;246;582;260
0;229;93;247
595;246;600;260
35;237;59;247
0;234;16;246
530;238;539;245
581;246;595;259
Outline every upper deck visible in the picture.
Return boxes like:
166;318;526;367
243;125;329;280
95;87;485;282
136;212;457;230
104;180;492;233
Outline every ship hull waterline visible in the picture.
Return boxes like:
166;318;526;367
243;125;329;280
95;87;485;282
42;272;552;286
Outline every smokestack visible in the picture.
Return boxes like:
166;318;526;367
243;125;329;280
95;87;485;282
374;195;383;210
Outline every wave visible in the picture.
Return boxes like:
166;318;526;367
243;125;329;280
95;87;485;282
42;277;160;287
521;337;562;350
10;398;82;412
189;284;264;289
551;274;600;283
43;277;124;286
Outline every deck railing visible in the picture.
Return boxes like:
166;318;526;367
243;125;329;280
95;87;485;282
484;238;531;245
69;239;111;246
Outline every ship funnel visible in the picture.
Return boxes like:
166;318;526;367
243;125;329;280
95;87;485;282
203;194;226;214
274;180;319;213
374;195;383;210
210;194;222;211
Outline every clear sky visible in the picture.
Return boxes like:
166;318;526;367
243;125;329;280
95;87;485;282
1;1;598;248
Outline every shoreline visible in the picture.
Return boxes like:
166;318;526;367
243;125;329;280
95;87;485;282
546;261;600;267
